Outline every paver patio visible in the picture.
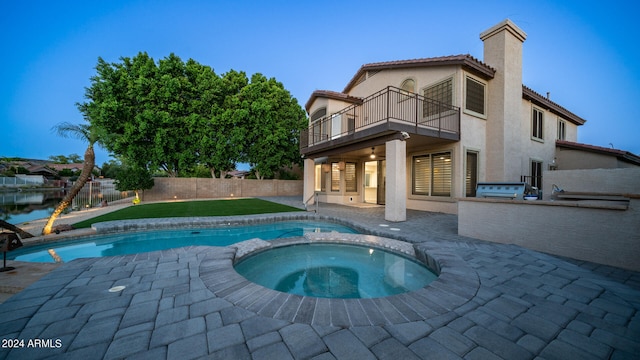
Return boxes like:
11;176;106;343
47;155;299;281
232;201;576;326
1;197;639;359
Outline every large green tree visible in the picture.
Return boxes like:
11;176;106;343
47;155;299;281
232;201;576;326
79;52;306;179
195;70;248;178
239;74;307;179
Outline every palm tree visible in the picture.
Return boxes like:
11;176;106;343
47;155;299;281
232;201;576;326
0;219;34;239
42;122;99;235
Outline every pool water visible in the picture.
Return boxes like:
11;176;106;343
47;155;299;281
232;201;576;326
9;221;357;263
235;243;437;299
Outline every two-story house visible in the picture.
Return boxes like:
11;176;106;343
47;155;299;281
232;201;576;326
301;19;586;221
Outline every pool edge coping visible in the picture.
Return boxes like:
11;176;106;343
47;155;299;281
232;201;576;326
200;233;480;327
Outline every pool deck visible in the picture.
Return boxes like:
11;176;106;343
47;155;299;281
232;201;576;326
1;196;639;359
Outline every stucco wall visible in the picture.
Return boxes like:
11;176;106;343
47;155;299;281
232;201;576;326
458;198;640;271
555;149;635;170
143;178;303;201
542;168;640;198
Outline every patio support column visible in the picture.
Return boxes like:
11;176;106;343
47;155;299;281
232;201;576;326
303;158;316;208
385;139;406;222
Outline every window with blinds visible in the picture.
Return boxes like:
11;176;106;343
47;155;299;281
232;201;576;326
412;155;431;195
331;163;340;191
423;78;453;118
314;164;322;191
345;162;357;192
465;77;485;116
432;152;452;196
310;108;326;122
412;152;452;196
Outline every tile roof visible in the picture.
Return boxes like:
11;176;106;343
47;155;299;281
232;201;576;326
306;55;586;128
522;86;586;125
556;140;640;166
305;90;363;112
343;54;496;93
47;163;84;171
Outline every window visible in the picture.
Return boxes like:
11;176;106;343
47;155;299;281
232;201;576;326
347;117;355;133
465;76;486;116
310;108;326;122
423;78;453;118
310;107;328;144
399;78;416;102
432;153;452;196
314;164;322;191
345;163;357;192
465;151;478;197
557;119;566;140
401;78;415;93
532;108;544;140
412;151;452;197
412;155;431;195
331;163;340;191
530;160;543;190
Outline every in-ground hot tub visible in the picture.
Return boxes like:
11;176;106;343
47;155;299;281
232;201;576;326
234;242;438;299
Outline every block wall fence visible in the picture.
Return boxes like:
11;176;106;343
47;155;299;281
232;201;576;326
142;178;303;202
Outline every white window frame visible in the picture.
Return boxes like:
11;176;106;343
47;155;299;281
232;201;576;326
532;107;544;142
557;119;566;140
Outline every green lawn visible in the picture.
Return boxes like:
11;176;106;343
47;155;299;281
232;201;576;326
72;198;302;229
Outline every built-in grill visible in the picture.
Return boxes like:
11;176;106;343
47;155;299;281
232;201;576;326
475;182;535;200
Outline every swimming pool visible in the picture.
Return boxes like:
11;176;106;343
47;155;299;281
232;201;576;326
235;243;438;298
9;221;358;263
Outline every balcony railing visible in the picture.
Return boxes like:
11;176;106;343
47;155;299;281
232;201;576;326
301;86;460;151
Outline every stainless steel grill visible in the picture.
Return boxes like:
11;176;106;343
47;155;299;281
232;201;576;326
475;182;535;200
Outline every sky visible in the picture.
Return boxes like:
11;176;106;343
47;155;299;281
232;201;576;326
1;0;638;167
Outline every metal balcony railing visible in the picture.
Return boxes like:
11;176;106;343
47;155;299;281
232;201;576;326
300;86;460;150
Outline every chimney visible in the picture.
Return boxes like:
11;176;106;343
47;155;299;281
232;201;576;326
480;19;527;182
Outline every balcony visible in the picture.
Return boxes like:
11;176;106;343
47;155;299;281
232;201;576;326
300;86;460;156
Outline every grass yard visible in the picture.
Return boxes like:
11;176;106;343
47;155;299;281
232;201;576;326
72;198;302;229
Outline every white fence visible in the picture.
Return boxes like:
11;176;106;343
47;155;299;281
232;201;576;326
0;175;45;187
71;179;134;210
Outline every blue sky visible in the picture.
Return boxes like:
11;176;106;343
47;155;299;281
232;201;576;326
1;0;638;167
